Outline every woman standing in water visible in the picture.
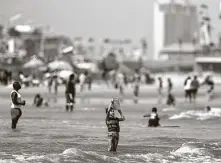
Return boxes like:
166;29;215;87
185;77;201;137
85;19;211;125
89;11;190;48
105;98;125;152
10;82;26;129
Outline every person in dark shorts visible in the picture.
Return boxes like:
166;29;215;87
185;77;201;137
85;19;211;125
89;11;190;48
65;74;77;112
133;69;141;104
184;76;192;102
157;77;163;104
203;76;214;100
143;107;160;127
10;82;26;129
86;71;93;91
158;77;163;95
105;98;125;152
205;106;211;112
167;78;173;93
190;75;200;101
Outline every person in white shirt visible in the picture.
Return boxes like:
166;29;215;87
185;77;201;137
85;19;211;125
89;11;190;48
10;82;26;129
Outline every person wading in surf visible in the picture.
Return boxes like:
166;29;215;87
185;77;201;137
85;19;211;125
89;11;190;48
143;107;160;127
105;98;125;152
65;74;77;112
10;82;26;129
132;69;141;104
202;75;214;101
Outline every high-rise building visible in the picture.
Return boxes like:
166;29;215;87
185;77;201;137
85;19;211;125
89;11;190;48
153;0;199;59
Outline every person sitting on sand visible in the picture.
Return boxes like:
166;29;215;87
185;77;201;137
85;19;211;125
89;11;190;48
105;97;125;152
33;94;44;107
33;94;49;107
143;107;160;127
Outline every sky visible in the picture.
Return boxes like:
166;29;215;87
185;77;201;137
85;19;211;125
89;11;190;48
0;0;221;56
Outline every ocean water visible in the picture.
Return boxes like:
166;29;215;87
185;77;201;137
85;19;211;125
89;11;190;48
1;86;221;163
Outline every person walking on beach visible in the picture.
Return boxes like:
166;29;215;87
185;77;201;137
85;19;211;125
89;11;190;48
46;73;52;94
116;71;125;98
132;69;141;104
202;75;214;101
123;73;128;86
190;75;200;102
86;71;93;91
10;82;26;129
158;77;163;103
65;74;77;112
105;98;125;152
167;78;173;94
158;77;163;95
143;107;160;127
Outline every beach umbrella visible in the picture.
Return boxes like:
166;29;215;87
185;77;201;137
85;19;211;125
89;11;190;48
62;46;74;54
58;70;74;80
44;72;51;79
38;66;48;72
48;60;73;71
23;57;44;68
15;25;34;33
76;62;99;73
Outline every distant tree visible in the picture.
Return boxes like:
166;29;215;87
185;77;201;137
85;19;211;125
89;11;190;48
119;48;124;55
8;27;20;37
24;39;36;57
33;28;42;36
103;38;110;44
99;52;119;72
106;52;119;69
88;37;94;43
